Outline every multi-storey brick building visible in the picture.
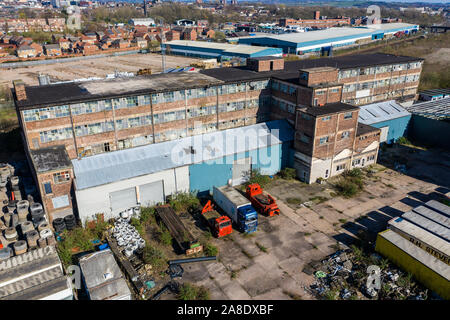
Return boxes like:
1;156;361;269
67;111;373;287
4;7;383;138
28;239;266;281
279;11;350;29
13;53;423;221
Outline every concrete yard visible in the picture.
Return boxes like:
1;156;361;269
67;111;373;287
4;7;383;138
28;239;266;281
0;53;200;86
177;144;450;300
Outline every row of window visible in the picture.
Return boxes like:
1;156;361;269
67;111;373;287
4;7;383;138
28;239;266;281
316;88;339;95
271;81;296;95
338;62;422;79
342;74;420;93
23;81;270;122
272;97;296;114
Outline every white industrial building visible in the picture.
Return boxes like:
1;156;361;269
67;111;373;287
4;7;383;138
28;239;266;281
129;18;155;27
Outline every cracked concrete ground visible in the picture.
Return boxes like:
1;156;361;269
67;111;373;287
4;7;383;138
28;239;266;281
179;146;450;300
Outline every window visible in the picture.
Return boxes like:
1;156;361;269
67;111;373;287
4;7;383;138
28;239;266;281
352;159;361;166
322;116;331;121
319;136;329;145
330;88;339;93
336;164;346;171
104;142;110;152
344;112;353;119
300;133;310;144
368;155;375;161
315;90;325;95
341;131;350;139
54;171;70;184
43;182;52;194
301;113;312;121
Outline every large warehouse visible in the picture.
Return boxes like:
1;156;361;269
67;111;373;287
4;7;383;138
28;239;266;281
72;120;293;222
165;40;283;60
237;23;419;54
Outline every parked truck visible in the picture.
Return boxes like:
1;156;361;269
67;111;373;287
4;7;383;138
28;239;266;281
200;200;233;238
213;185;258;234
245;183;280;217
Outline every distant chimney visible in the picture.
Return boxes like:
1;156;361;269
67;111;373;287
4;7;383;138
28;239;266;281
13;80;27;101
314;11;320;20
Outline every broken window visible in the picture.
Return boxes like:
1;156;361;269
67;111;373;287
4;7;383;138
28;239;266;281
53;171;70;184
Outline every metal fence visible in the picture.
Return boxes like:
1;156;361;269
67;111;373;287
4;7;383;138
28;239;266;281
0;49;142;69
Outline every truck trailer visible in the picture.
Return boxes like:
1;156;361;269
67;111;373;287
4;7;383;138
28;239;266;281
213;185;258;234
245;183;280;217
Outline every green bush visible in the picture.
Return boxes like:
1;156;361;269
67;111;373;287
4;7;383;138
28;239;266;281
158;225;173;246
396;136;411;145
178;283;210;300
336;180;359;198
336;169;364;198
142;246;166;268
169;192;200;213
204;243;218;257
246;169;271;188
140;207;155;224
279;167;296;180
130;217;144;237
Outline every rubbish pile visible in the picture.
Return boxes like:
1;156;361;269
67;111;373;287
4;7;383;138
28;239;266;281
308;249;429;300
112;211;145;258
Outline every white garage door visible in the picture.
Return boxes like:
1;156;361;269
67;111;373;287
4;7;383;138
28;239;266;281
232;157;251;186
379;126;389;143
139;180;164;207
110;187;137;213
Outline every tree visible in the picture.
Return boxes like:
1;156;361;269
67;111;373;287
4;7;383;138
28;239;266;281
213;31;226;42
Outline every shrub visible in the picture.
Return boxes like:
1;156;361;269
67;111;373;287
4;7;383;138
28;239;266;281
397;136;411;145
336;180;359;198
158;226;173;246
178;283;210;300
204;243;218;256
169;192;200;213
279;167;296;180
246;169;271;188
142;246;166;268
130;217;144;237
140;207;155;224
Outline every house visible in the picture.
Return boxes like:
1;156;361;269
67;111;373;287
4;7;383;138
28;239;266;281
79;43;98;55
58;38;71;51
81;34;97;45
29;42;43;56
111;39;129;49
131;37;147;49
44;44;62;56
165;30;180;41
17;45;36;58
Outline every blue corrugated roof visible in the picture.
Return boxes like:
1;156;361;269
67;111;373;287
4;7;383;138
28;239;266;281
358;100;411;125
72;120;293;190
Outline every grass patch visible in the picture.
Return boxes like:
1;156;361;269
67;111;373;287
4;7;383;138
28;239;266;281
158;224;173;246
178;282;210;300
142;246;166;269
204;243;219;257
304;232;311;236
338;219;347;224
230;270;238;279
255;241;268;253
286;197;302;205
334;168;364;198
279;167;296;180
169;192;200;213
309;196;328;204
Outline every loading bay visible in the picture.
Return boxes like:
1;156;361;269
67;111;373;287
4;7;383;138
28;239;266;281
174;144;450;300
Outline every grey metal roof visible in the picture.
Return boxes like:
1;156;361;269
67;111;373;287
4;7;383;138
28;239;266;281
79;249;132;300
0;246;70;300
419;88;450;97
72;120;294;190
404;97;450;120
358;100;411;124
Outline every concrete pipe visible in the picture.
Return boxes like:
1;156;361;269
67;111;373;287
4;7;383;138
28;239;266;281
37;237;47;248
11;214;18;228
4;227;18;240
26;230;39;248
0;247;12;261
21;221;34;234
37;223;50;232
39;229;52;239
13;240;27;255
17;200;29;208
3;213;12;227
18;210;28;223
29;203;43;214
13;191;22;201
10;176;19;185
46;235;56;246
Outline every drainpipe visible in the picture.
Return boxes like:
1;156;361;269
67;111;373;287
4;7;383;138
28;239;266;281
68;104;79;159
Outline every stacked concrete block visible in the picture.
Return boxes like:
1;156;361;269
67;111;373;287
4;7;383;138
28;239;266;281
26;230;39;248
13;240;27;255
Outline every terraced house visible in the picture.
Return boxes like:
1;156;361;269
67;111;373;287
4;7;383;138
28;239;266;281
13;53;423;223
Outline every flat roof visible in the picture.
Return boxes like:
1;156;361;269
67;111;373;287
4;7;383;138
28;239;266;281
166;40;280;55
30;145;72;173
238;23;418;46
72;120;294;190
16;72;224;109
358;100;411;125
299;102;359;117
419;88;450;97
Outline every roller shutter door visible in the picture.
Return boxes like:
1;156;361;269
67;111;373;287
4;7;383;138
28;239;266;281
232;157;251;186
139;180;164;207
109;187;137;213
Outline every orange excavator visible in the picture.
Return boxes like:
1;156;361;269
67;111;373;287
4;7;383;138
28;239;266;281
245;183;280;217
201;200;233;238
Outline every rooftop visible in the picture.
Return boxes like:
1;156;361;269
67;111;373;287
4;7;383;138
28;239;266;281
166;40;282;55
72;120;294;190
356;122;380;136
419;88;450;97
358;100;411;125
404;97;450;120
299;102;359;117
30;145;72;173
